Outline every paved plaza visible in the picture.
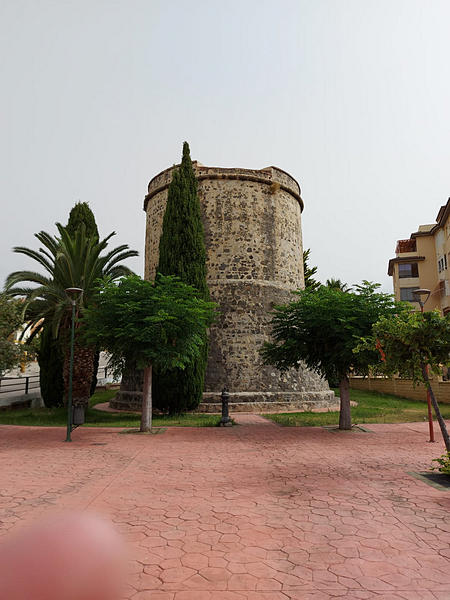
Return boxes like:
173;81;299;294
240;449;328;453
0;415;449;599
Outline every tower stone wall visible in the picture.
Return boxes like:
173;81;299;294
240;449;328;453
144;163;335;409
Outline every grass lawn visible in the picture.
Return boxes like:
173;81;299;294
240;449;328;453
265;388;450;427
0;389;221;428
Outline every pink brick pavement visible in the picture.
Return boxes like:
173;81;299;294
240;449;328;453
0;415;449;599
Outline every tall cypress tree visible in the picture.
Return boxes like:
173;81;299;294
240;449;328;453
38;324;64;407
66;202;99;240
153;142;209;413
39;202;100;405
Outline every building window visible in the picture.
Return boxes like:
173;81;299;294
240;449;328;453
398;263;419;278
400;287;420;302
438;255;448;273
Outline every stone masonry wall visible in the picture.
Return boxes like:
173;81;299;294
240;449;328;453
144;163;334;406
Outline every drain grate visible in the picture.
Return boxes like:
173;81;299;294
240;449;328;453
91;442;108;446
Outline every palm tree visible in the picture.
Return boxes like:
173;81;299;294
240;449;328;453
5;223;138;407
325;278;352;292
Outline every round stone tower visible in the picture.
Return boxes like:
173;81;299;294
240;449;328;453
144;162;335;411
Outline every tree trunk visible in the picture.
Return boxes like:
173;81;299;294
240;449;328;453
140;365;153;433
63;343;95;409
421;363;450;452
339;375;352;430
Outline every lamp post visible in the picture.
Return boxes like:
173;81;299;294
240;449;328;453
413;288;435;443
65;287;83;442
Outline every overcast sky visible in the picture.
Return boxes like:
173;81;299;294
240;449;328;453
1;0;449;292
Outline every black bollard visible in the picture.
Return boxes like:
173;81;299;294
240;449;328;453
72;405;85;427
219;387;232;427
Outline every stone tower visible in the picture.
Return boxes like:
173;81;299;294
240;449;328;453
144;162;335;410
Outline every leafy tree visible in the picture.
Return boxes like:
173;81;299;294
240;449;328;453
303;249;320;291
262;282;403;429
325;278;351;292
5;224;137;407
82;274;216;431
363;310;450;451
153;142;209;414
0;294;29;377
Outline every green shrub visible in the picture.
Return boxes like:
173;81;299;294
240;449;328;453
432;452;450;475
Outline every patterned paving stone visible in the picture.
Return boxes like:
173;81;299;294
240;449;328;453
0;419;449;598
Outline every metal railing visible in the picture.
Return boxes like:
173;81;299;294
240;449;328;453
0;374;40;395
0;366;115;397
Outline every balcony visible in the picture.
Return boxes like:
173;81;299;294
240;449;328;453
396;239;416;253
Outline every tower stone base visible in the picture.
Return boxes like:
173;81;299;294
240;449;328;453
110;390;143;411
109;390;337;413
199;392;338;414
109;361;144;411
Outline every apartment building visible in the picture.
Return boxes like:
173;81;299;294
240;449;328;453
388;198;450;315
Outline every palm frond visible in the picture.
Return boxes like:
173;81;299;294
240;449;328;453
12;247;55;276
5;271;53;291
5;221;138;335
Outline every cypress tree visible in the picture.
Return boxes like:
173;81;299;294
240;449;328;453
38;323;64;407
153;142;209;414
66;202;99;240
38;202;100;405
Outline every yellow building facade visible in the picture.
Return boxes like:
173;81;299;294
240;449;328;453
388;199;450;315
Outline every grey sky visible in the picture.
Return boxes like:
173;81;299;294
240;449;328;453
1;0;449;292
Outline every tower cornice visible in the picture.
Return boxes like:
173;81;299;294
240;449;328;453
144;163;303;212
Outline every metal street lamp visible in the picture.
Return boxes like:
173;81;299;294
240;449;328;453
65;287;83;442
413;288;435;443
413;288;431;312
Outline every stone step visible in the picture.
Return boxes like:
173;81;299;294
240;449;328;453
197;401;340;414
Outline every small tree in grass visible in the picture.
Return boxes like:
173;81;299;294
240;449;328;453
82;274;216;432
261;282;403;430
361;310;450;451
